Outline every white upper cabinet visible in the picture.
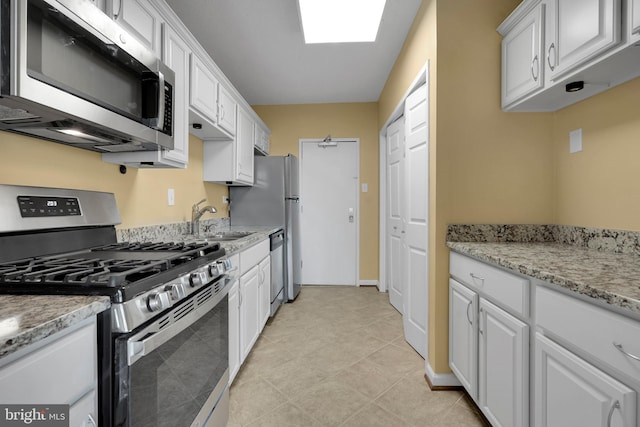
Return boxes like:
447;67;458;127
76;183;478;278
110;0;162;56
254;122;270;156
189;54;236;141
202;106;254;185
217;85;237;136
190;54;218;124
544;0;621;82
498;0;640;112
236;106;255;184
501;3;545;108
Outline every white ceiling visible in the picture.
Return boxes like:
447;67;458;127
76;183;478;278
163;0;423;106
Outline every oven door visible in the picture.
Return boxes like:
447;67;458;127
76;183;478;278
113;279;229;427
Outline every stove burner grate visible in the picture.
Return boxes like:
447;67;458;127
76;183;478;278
0;257;169;287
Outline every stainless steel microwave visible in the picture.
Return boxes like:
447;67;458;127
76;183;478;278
0;0;174;152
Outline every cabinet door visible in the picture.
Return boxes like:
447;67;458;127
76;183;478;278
162;25;190;165
218;85;237;136
478;298;529;427
240;265;260;361
236;107;255;184
190;54;218;123
535;333;636;427
501;3;544;107
545;0;621;80
69;389;97;427
111;0;162;56
449;279;478;400
228;280;240;384
258;256;271;331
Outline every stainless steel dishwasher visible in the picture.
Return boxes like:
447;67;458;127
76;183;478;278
270;229;285;316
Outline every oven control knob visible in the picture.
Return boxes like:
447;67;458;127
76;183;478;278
189;271;207;287
147;292;170;312
209;263;220;276
166;283;186;300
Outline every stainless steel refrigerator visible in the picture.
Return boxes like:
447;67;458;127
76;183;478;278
229;154;301;301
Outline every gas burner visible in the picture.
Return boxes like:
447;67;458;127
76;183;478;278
0;241;224;299
0;256;168;287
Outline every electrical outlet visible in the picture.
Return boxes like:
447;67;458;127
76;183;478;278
222;196;229;204
168;189;175;206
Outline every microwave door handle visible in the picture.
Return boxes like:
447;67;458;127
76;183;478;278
155;71;165;131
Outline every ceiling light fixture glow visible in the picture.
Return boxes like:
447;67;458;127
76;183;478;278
298;0;386;44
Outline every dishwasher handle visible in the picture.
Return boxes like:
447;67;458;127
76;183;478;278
270;230;285;250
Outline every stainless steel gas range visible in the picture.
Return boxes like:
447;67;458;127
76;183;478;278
0;185;230;427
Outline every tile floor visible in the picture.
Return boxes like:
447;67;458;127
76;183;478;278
228;285;489;427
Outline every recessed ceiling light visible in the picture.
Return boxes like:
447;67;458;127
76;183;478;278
298;0;386;44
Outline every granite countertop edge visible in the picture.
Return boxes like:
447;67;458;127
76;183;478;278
447;240;640;317
0;296;111;360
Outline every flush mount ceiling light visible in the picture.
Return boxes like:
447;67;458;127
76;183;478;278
298;0;386;44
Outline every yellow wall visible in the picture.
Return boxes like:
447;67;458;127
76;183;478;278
378;0;555;373
0;132;228;228
553;77;640;230
253;103;380;280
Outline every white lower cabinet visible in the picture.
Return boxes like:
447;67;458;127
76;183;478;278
240;264;260;362
228;277;240;384
478;298;529;427
535;333;636;427
449;278;478;399
450;250;640;427
0;318;98;425
258;255;271;332
229;239;270;385
449;252;530;427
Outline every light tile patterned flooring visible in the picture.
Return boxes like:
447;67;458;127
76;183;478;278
228;286;489;427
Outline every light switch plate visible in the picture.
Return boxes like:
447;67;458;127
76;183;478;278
168;188;175;206
570;129;582;153
362;183;368;193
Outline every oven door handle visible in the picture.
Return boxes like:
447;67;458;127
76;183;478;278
127;281;228;366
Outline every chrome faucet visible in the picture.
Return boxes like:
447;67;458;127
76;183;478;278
191;198;217;236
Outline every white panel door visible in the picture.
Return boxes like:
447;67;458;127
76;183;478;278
300;139;358;285
478;298;529;427
386;116;405;313
535;333;636;427
402;83;429;358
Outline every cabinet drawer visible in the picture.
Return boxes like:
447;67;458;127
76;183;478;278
537;286;640;381
450;251;530;317
239;239;269;276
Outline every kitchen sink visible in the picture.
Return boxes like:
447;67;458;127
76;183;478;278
202;231;253;241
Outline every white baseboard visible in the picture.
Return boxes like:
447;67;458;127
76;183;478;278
425;360;462;387
359;280;379;287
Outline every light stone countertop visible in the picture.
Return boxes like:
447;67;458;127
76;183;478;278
0;223;280;361
0;295;110;360
447;224;640;318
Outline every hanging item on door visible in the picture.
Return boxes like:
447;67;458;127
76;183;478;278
318;134;337;148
